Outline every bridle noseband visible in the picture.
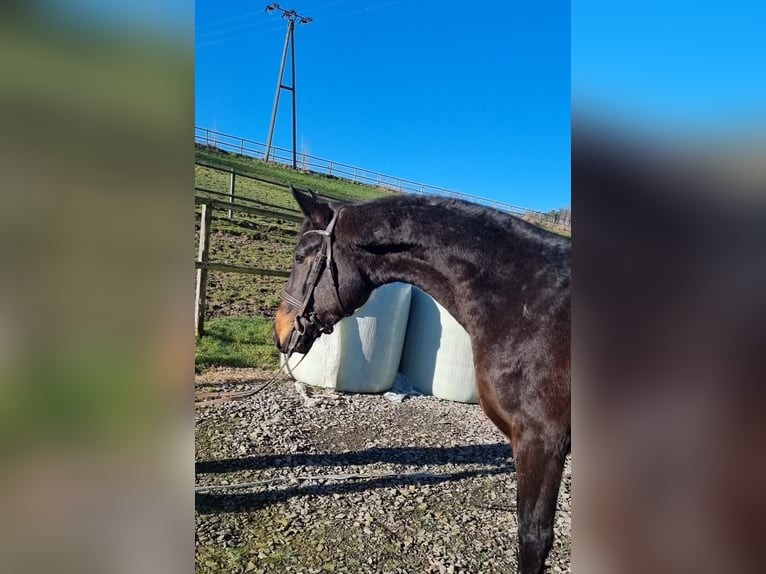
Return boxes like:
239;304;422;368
280;208;347;357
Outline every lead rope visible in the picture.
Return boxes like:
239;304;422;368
283;350;299;382
195;351;309;407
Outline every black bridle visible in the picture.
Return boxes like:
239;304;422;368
280;207;347;357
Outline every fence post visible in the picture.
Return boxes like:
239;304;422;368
240;138;245;155
353;167;357;183
195;203;212;337
205;129;210;147
328;162;333;176
228;170;235;218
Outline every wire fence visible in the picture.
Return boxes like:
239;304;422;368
195;126;571;231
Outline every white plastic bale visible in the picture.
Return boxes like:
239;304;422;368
281;283;412;393
399;287;478;403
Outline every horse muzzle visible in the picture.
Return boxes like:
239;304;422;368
274;305;326;356
274;324;320;355
273;302;297;353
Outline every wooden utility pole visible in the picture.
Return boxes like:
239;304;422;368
263;3;312;169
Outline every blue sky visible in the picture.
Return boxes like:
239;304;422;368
196;0;570;212
572;0;766;136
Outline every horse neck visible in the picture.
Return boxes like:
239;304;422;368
339;198;566;332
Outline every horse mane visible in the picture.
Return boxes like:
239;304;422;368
334;193;570;263
366;193;560;230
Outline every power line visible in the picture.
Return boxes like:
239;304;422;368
196;24;285;50
196;21;282;44
318;0;405;23
309;0;355;13
196;9;267;33
201;2;334;32
263;4;313;169
196;17;278;41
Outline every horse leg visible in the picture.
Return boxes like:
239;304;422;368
474;370;568;572
513;430;567;574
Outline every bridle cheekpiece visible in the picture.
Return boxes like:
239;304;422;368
280;207;347;357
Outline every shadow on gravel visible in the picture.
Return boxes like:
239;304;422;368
195;466;512;514
196;443;512;475
196;443;515;514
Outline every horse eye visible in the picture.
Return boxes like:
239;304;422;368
295;253;306;264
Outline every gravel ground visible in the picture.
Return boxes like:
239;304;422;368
195;368;571;574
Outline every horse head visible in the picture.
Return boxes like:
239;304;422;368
273;186;371;356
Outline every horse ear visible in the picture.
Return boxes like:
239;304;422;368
291;185;333;228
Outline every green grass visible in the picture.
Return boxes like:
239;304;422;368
196;145;393;205
265;550;296;564
195;317;279;370
195;164;297;212
196;546;257;574
538;221;571;238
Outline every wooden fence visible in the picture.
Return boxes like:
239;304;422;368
194;164;305;337
195;126;571;231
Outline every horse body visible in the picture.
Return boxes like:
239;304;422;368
275;189;570;574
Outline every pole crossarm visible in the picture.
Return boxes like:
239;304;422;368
265;3;313;24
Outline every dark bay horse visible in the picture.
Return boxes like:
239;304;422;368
274;187;570;574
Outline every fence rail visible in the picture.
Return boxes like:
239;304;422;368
195;126;571;231
194;194;297;337
194;194;303;223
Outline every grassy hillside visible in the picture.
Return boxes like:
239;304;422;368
196;145;394;206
